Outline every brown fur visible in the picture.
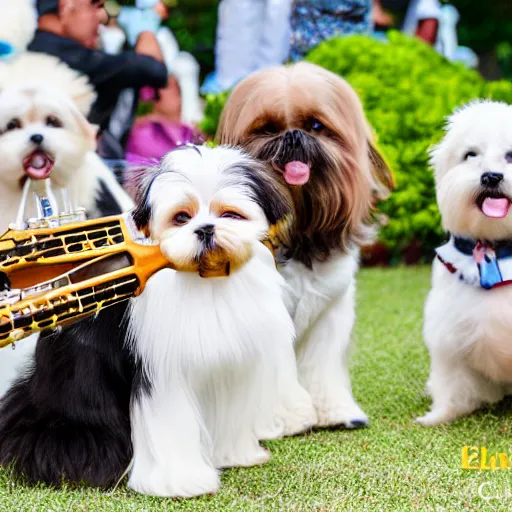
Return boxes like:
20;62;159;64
217;62;393;267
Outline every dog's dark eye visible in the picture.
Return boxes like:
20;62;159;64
305;118;325;133
172;212;191;226
254;122;279;136
46;115;62;128
464;150;478;160
221;211;246;220
6;118;21;131
311;119;325;132
506;151;512;164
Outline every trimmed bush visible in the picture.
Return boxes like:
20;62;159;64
200;32;512;257
199;90;230;138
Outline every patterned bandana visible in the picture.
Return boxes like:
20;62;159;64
436;236;512;289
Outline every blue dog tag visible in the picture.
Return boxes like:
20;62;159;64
478;254;503;289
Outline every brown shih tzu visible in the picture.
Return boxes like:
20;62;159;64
217;61;393;429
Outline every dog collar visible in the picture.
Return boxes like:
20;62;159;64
436;235;512;289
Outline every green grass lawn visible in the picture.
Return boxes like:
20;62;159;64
1;266;511;511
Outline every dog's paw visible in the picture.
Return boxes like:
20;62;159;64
129;464;220;498
255;417;286;441
281;398;318;437
415;408;458;427
169;465;221;498
215;444;270;469
315;400;369;430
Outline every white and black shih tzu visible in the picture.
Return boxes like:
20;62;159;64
0;145;315;497
418;100;512;426
126;144;316;497
217;61;394;429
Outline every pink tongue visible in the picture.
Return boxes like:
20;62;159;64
283;161;310;185
482;197;510;218
23;153;53;180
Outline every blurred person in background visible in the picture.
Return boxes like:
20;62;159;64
28;0;169;161
401;0;441;44
123;78;204;175
372;0;441;45
201;0;294;94
289;0;373;61
97;0;126;55
114;0;203;124
373;0;394;28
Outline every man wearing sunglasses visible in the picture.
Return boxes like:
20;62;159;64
29;0;169;160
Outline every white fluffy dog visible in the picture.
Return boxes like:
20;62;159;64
418;100;512;426
0;87;132;232
126;145;315;497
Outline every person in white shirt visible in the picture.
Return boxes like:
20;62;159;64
201;0;294;94
402;0;442;44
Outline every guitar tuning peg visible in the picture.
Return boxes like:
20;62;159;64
14;178;88;231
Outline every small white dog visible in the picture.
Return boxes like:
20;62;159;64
126;145;315;497
418;100;512;426
0;87;133;232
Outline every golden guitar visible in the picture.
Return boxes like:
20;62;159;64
0;202;288;349
0;210;171;348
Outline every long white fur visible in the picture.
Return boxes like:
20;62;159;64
126;146;315;497
0;53;97;118
418;100;512;426
279;249;369;428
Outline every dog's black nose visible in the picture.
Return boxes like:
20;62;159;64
195;224;215;243
481;172;503;188
30;134;44;145
283;130;303;148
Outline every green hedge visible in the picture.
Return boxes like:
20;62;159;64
200;32;512;256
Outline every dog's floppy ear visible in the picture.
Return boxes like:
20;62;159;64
132;188;152;237
368;139;394;200
90;123;100;141
233;159;292;224
128;166;162;237
66;99;98;151
363;118;394;199
230;159;294;249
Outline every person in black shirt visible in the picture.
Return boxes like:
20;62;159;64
29;0;169;159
